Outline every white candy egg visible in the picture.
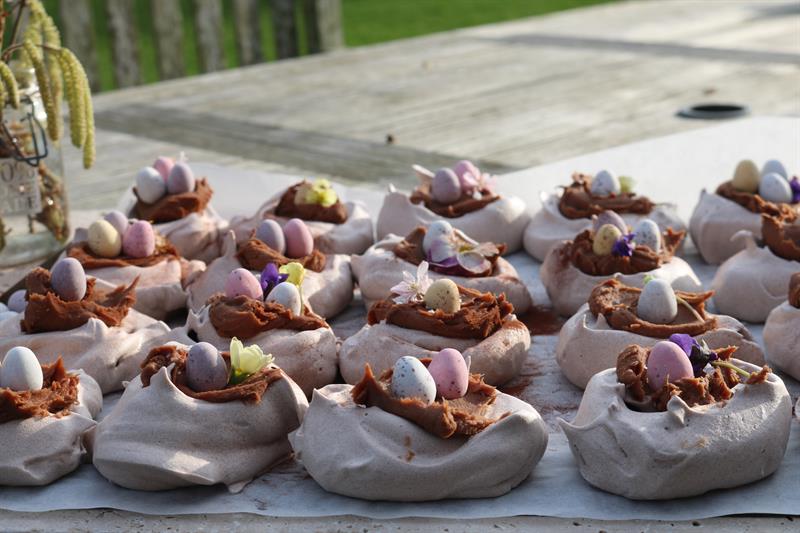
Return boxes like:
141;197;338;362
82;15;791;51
759;172;792;203
422;220;453;254
590;170;621;196
266;282;302;315
135;166;167;204
0;346;43;391
390;356;437;405
633;219;661;253
761;159;787;179
637;279;678;325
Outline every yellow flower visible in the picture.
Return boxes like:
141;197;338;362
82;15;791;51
279;262;305;287
229;337;274;384
294;179;338;207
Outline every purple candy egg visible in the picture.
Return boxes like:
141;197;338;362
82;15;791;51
432;168;462;204
225;268;263;299
153;156;174;181
428;348;469;400
103;210;129;236
167;162;196;194
50;258;87;302
592;210;627;234
186;342;229;392
7;290;27;313
256;219;286;254
646;340;693;391
283;218;314;258
122;220;156;258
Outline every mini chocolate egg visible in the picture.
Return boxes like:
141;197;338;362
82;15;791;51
7;290;26;313
428;348;469;400
135;166;167;203
453;160;480;189
759;172;792;203
592;224;622;256
167;162;196;194
0;302;7;313
256;219;286;254
153;156;174;181
731;159;760;193
590;170;620;196
266;282;302;315
122;220;156;258
646;340;693;390
103;210;129;236
591;210;627;234
225;268;263;300
88;219;123;258
283;218;314;258
422;220;453;254
424;279;461;313
633;219;661;252
390;356;436;405
761;159;787;179
432;168;462;204
637;278;678;324
186;342;228;392
50;258;87;302
0;346;43;391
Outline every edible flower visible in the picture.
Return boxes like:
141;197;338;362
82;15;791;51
612;232;636;257
295;179;338;207
619;175;635;194
279;262;305;287
427;228;500;275
669;334;719;378
790;177;800;204
229;337;274;385
260;263;288;296
391;261;432;304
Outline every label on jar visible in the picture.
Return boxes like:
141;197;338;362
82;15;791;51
0;158;41;216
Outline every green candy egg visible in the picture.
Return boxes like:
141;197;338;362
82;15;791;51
424;279;461;313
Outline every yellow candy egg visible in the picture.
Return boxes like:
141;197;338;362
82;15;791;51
731;159;760;193
88;219;122;258
424;279;461;313
592;223;622;256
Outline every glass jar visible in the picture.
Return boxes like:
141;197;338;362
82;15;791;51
0;64;67;267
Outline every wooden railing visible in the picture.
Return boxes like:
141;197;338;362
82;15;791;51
57;0;343;91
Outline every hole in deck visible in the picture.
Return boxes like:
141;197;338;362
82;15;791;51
677;103;749;120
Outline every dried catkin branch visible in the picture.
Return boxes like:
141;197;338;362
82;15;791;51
23;39;60;142
58;49;87;147
0;61;20;109
82;78;96;168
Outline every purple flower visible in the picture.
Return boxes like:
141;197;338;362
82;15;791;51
612;232;636;257
260;263;288;297
790;176;800;203
669;333;697;357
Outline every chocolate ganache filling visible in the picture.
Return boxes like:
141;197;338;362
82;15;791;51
0;358;79;423
563;228;684;276
716;181;799;216
789;273;800;309
558;173;654;219
410;182;499;218
589;279;717;338
21;267;137;333
762;213;800;262
133;179;213;223
140;345;283;404
236;237;326;273
208;294;328;340
393;227;505;277
351;360;501;439
274;182;348;224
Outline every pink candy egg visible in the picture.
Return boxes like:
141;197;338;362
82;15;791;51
428;348;469;400
122;220;156;258
224;268;263;299
432;168;462;203
283;218;314;258
646;340;693;391
153;156;174;181
50;258;87;302
167;162;196;194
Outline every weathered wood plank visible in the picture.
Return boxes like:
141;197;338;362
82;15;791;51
59;0;100;91
303;0;344;53
232;0;264;65
193;0;225;72
270;0;299;59
106;0;141;87
151;0;185;79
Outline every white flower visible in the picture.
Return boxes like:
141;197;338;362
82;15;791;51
390;261;433;304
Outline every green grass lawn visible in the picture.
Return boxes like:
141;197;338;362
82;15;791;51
41;0;613;92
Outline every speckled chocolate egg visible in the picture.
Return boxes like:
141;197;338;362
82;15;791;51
266;282;302;315
225;268;263;300
731;159;760;193
637;278;677;324
50;258;87;302
759;172;792;203
592;210;627;234
422;220;453;254
646;340;693;390
432;168;462;204
283;218;314;258
761;159;787;179
0;346;43;391
88;219;123;258
186;342;228;393
135;166;167;204
7;290;27;313
424;279;461;313
590;170;620;196
122;220;156;258
592;224;622;256
256;219;286;254
153;156;175;181
103;210;129;236
167;162;196;194
633;219;661;252
390;356;437;405
428;348;469;400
